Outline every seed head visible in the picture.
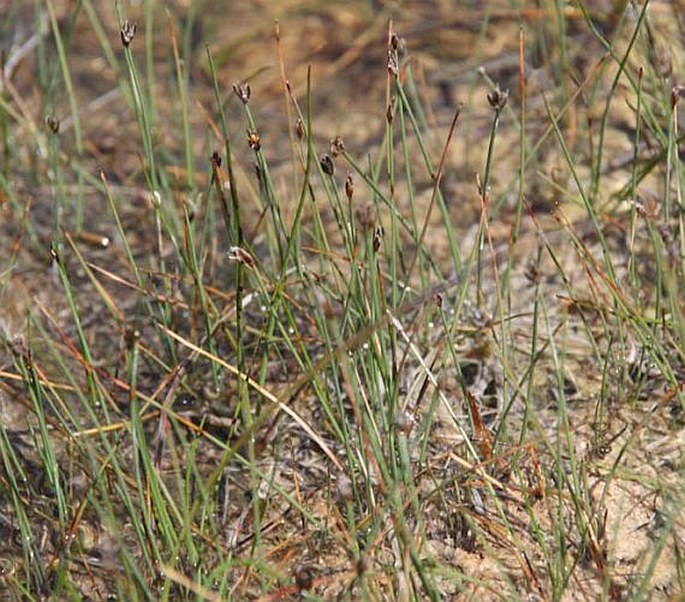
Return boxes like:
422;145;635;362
124;327;141;350
330;136;345;158
120;20;137;47
295;118;305;140
434;292;443;309
487;85;509;112
387;50;398;76
45;115;60;133
246;129;261;151
232;82;251;104
373;224;383;252
386;97;395;124
345;172;354;202
391;33;406;55
227;246;255;268
320;154;334;176
524;261;542;284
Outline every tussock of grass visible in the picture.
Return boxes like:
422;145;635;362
0;2;683;600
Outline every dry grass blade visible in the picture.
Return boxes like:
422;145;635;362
158;323;344;470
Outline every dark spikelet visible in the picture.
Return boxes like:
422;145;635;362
120;20;136;47
233;82;251;104
386;99;395;124
373;224;383;252
295;118;305;140
247;129;261;151
45;115;60;133
345;172;354;202
387;50;398;76
227;246;255;268
320;154;334;176
487;85;508;111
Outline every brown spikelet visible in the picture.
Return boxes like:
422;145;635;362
465;390;492;461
